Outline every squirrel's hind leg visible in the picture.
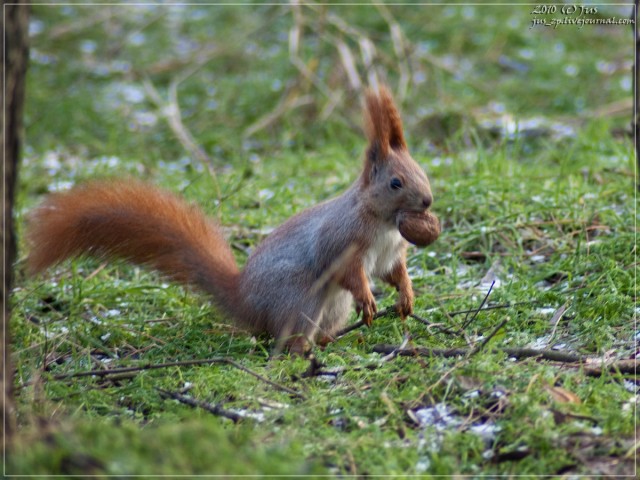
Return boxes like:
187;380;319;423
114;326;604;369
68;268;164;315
279;287;353;353
315;288;353;346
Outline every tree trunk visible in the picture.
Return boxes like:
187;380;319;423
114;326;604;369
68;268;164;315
634;1;639;188
1;0;30;443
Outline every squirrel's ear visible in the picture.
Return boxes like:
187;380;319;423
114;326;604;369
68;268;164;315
364;86;406;156
362;141;381;186
364;88;390;159
378;86;406;150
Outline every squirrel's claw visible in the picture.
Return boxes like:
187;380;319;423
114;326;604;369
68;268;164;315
395;285;414;320
357;294;377;327
396;296;413;320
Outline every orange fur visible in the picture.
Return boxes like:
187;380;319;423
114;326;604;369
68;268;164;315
365;89;390;157
364;85;406;153
27;180;241;320
335;244;377;327
363;86;410;186
382;253;413;319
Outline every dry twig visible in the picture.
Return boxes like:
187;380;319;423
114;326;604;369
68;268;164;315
447;301;540;317
372;344;638;376
374;3;411;100
244;92;315;138
372;344;586;361
409;313;459;335
26;357;306;398
335;307;392;338
467;317;509;357
461;280;495;329
142;76;221;199
47;9;114;39
156;388;243;423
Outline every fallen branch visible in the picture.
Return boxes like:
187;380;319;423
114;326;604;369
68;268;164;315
373;344;587;361
467;316;509;357
581;359;638;377
28;357;306;399
371;344;637;375
156;388;243;423
379;335;410;362
39;357;228;381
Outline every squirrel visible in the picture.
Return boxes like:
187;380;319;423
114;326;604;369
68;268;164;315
26;86;439;354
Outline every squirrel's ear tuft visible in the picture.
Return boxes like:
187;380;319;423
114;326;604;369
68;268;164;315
378;86;406;150
364;86;406;155
364;88;390;158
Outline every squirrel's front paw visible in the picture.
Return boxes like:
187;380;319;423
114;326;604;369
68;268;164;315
356;293;377;327
396;288;414;319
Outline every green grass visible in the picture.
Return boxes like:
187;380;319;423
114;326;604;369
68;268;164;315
10;3;636;477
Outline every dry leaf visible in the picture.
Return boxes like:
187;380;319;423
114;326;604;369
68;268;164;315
545;385;582;404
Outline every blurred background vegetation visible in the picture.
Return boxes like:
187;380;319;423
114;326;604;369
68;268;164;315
22;1;632;184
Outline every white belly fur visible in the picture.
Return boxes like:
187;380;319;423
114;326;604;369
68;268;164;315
318;226;403;336
363;225;405;279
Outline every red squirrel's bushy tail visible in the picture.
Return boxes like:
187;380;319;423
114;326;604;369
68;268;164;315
27;179;242;318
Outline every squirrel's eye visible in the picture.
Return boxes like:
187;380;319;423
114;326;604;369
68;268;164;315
390;178;403;190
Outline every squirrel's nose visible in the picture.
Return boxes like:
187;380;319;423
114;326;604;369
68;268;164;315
422;194;433;209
